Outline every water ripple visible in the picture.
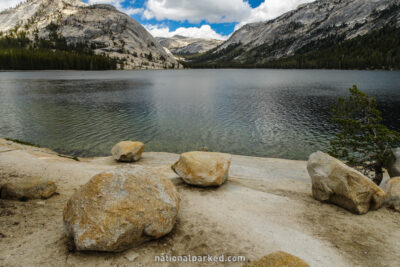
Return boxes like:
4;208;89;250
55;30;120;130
0;69;399;159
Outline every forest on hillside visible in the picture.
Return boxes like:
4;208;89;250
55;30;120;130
183;26;400;70
0;24;117;70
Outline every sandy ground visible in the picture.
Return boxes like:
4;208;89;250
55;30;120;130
0;138;399;267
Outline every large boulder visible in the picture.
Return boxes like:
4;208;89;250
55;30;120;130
244;251;310;267
63;166;180;252
0;177;57;200
172;151;232;187
307;151;386;214
388;148;400;177
111;141;145;162
385;177;400;212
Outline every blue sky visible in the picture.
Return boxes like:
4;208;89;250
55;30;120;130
102;0;266;39
1;0;315;40
84;0;315;39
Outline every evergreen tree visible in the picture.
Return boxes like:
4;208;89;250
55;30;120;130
185;26;400;70
329;85;400;184
0;30;117;70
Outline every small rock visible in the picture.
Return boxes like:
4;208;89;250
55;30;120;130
388;148;400;177
124;251;139;262
0;177;57;200
244;251;310;267
111;141;145;162
172;151;232;187
385;177;400;212
307;151;386;214
63;166;180;252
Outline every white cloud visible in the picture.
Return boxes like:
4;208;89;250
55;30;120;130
145;24;228;40
0;0;25;11
87;0;143;16
235;0;315;29
144;0;252;23
143;0;315;25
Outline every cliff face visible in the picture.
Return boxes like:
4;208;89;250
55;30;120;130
195;0;400;65
156;35;223;55
0;0;180;69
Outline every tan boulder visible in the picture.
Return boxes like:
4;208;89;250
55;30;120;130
0;177;57;200
307;151;386;214
244;251;310;267
172;151;232;187
63;166;180;252
385;177;400;212
111;141;145;162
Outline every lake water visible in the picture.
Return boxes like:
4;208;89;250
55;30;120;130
0;69;399;160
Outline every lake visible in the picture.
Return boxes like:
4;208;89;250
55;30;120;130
0;69;399;160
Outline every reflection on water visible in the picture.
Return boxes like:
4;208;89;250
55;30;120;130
0;69;399;160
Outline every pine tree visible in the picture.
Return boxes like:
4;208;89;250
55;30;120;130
329;85;400;184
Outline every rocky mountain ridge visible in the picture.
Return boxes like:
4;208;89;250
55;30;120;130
0;0;180;69
156;35;223;55
190;0;400;67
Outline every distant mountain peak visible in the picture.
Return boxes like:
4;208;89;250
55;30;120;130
0;0;180;69
157;36;224;55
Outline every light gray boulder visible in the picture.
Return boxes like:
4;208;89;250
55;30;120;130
385;177;400;212
307;151;386;214
388;148;400;178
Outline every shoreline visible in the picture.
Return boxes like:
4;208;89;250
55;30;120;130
1;137;312;162
0;138;399;266
1;68;400;73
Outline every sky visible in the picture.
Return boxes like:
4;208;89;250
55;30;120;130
0;0;315;40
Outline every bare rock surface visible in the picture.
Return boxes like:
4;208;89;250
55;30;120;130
0;177;56;200
156;35;223;55
0;139;399;266
63;166;180;252
244;251;310;267
307;151;386;214
111;141;145;162
172;151;231;187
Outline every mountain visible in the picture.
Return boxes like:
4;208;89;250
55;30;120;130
186;0;400;69
156;35;223;55
0;0;180;69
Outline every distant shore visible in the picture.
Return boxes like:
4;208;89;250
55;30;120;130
1;68;400;72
